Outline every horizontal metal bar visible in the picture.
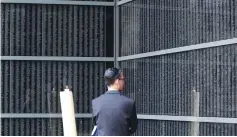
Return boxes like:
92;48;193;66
1;0;114;6
1;113;92;118
121;4;233;15
117;0;133;6
1;56;114;62
138;115;237;124
118;38;237;61
122;59;237;66
2;113;237;124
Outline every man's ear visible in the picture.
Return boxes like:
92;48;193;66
114;79;119;85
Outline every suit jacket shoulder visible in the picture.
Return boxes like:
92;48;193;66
92;93;134;115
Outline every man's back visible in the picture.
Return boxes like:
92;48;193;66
92;90;137;136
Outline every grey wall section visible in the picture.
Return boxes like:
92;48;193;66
1;3;114;136
199;122;237;136
120;0;237;136
120;0;237;56
120;44;237;117
1;118;92;136
135;120;191;136
1;3;113;57
135;120;237;136
1;0;237;136
1;61;108;113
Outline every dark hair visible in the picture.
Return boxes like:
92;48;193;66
104;68;121;86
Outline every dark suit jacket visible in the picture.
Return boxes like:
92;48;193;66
92;90;138;136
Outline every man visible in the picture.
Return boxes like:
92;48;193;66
92;68;138;136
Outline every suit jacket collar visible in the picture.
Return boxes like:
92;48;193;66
105;90;121;94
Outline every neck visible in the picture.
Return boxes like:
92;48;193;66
107;87;120;91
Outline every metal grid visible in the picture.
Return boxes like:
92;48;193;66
1;1;114;136
1;0;237;136
120;0;237;56
1;3;113;57
118;0;237;136
118;38;237;61
119;44;237;135
120;44;237;117
135;120;191;136
1;60;111;114
1;118;92;136
1;60;110;135
1;0;114;6
199;123;237;136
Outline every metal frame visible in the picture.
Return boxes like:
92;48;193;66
1;0;237;134
1;0;114;6
1;56;114;62
114;1;237;134
118;38;237;61
1;113;92;118
2;113;237;124
137;115;237;124
117;0;133;6
114;0;120;67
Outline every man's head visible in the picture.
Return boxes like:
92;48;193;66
104;68;125;92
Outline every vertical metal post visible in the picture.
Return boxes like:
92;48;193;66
114;0;119;68
192;89;200;136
